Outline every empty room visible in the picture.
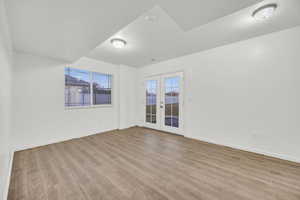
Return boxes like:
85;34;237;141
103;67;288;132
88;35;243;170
1;0;300;199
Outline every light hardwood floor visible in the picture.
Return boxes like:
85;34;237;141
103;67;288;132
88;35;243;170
8;127;300;200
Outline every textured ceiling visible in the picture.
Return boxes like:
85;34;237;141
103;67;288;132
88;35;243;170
6;0;262;62
6;0;154;61
156;0;261;30
88;0;300;67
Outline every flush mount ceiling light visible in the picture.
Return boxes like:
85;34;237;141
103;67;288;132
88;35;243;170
252;4;277;20
110;38;127;49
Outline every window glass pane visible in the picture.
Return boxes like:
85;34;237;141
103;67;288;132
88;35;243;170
146;91;151;109
65;67;91;107
151;105;156;115
145;80;157;124
165;116;172;126
164;77;179;128
92;73;112;105
146;114;151;123
152;114;156;124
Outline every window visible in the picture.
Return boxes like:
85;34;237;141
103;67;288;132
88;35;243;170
164;77;179;128
146;80;157;124
92;72;112;105
65;67;112;107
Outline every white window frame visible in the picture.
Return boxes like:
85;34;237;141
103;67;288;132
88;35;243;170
64;67;113;110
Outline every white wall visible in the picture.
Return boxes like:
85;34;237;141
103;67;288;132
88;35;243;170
137;26;300;162
119;65;138;129
12;53;137;151
0;0;13;199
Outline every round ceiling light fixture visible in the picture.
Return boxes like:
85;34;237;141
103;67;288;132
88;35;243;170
252;4;277;20
110;38;127;49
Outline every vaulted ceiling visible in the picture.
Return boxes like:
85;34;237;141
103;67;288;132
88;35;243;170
6;0;154;61
6;0;300;67
88;0;300;67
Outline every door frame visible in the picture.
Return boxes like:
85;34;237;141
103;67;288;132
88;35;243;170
143;71;184;135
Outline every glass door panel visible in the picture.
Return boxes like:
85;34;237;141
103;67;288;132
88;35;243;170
164;76;180;128
145;80;158;124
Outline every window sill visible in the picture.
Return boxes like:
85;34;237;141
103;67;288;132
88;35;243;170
65;104;113;110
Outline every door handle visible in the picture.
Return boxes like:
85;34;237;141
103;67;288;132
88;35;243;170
160;101;164;108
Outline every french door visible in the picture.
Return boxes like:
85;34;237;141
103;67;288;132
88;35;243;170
144;72;183;135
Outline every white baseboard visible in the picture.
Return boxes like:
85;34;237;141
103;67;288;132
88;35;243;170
3;150;14;200
119;124;138;130
186;135;300;164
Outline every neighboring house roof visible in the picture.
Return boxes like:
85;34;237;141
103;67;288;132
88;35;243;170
65;75;110;92
65;75;90;87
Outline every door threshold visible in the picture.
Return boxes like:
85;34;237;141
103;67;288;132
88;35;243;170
140;126;184;137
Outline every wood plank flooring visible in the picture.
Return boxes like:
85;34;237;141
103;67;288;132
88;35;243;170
8;127;300;200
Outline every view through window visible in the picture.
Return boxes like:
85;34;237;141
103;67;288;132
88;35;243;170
164;77;179;128
146;80;157;124
65;67;112;107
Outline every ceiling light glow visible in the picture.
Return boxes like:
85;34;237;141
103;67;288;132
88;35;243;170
252;4;277;20
110;38;127;49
